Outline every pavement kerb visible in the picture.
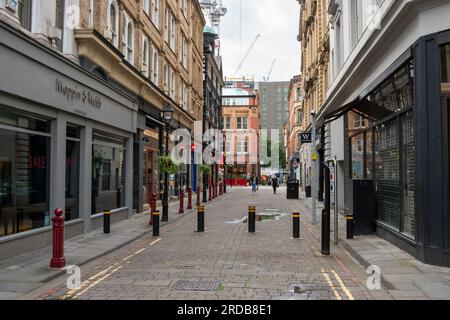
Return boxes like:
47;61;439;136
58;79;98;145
337;236;396;291
36;193;226;286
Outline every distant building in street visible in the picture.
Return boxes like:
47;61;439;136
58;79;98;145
202;25;224;195
286;75;302;181
257;81;290;144
222;78;260;182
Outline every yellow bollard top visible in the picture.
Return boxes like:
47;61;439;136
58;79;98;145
104;210;112;215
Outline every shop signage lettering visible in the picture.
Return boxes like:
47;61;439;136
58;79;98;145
144;128;159;140
56;78;102;109
300;132;312;143
28;156;46;169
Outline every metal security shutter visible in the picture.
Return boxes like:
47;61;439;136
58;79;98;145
401;110;415;237
343;114;353;215
375;119;400;230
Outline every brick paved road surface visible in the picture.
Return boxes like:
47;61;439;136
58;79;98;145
26;186;385;300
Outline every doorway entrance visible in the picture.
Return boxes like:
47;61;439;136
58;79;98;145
143;149;159;207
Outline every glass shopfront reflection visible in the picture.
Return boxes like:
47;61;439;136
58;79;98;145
65;125;80;221
0;109;50;237
91;132;126;215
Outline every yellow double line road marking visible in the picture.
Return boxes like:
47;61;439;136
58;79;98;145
321;268;355;300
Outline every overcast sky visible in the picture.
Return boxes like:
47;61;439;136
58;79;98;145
218;0;301;82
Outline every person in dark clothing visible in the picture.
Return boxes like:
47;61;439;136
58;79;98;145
271;175;279;194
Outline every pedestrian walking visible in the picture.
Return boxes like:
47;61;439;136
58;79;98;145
271;175;279;194
250;173;259;195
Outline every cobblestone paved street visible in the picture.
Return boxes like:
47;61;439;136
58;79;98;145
27;187;381;300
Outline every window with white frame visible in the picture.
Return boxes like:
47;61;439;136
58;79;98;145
150;44;159;85
163;62;169;93
143;0;150;14
170;68;176;99
142;36;149;76
170;12;176;51
180;32;188;68
151;0;159;28
237;116;248;129
164;8;169;43
179;81;188;110
237;139;248;154
126;19;134;63
108;0;119;47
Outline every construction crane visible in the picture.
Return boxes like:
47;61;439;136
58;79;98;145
199;0;227;36
263;58;277;81
233;34;261;77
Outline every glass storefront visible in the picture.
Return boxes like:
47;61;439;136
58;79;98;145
91;132;126;215
0;108;51;237
371;61;415;238
65;125;80;221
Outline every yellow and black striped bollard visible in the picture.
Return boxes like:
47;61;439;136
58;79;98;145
248;206;256;233
293;212;300;239
153;210;160;237
346;215;354;239
103;209;111;234
197;205;205;232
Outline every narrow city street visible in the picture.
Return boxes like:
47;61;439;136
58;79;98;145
25;187;375;300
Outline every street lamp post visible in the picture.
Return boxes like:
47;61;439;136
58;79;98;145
162;103;173;222
311;111;317;225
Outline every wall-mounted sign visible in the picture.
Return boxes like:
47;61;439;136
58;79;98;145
144;128;159;140
300;132;312;143
56;78;102;109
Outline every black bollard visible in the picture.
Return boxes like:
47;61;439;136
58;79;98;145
197;205;205;232
248;206;256;233
293;212;300;239
321;165;331;256
103;209;111;234
346;215;354;239
153;210;160;237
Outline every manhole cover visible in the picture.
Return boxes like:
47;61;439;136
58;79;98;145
174;280;222;291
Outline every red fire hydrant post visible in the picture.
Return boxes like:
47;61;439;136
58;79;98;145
179;187;185;214
50;208;65;268
187;187;193;210
196;186;201;206
149;192;156;225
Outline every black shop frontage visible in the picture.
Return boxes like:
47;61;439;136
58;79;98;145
322;30;450;267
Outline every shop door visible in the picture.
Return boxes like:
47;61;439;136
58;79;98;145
144;150;158;205
400;110;415;238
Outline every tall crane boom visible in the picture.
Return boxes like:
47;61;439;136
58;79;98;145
263;58;277;81
233;34;261;77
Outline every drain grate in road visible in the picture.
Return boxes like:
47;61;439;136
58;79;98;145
174;280;222;291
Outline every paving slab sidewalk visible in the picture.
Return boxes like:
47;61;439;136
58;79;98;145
291;192;450;300
0;194;205;300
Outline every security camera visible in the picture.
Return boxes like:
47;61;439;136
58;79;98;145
310;110;316;116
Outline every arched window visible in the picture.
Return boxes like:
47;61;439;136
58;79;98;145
108;0;118;47
126;20;134;63
151;46;159;85
163;62;169;93
142;36;149;76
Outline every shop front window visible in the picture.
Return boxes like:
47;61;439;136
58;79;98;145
91;132;126;215
65;125;80;221
351;133;364;179
374;120;400;231
0;109;50;237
